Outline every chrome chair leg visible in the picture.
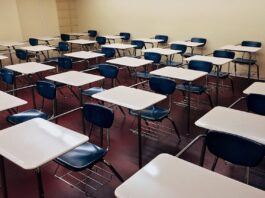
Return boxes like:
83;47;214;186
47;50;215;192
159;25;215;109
211;157;219;171
165;117;181;140
102;159;124;182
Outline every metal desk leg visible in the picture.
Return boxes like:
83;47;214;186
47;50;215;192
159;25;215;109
137;113;142;168
187;82;191;135
216;65;220;106
199;130;209;167
0;156;8;198
8;47;13;65
248;53;252;79
36;168;44;198
28;75;36;108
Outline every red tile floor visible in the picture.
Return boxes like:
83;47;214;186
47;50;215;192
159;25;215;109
0;60;264;198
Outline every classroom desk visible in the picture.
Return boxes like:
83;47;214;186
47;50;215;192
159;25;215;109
93;86;166;168
64;51;104;67
0;118;88;198
0;91;27;112
243;82;265;95
67;32;87;39
142;48;181;64
36;37;59;45
0;41;25;64
0;55;8;68
136;38;164;48
20;45;56;62
169;41;204;56
104;35;125;43
185;55;233;105
67;39;97;50
150;67;207;133
101;43;136;57
195;106;265;145
115;153;265;198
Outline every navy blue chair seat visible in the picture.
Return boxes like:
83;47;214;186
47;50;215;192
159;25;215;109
55;142;107;172
129;106;170;121
7;109;48;125
82;87;105;97
176;82;207;95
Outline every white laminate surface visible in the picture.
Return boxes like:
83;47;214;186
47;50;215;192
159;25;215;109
0;55;8;60
143;48;181;56
5;62;55;75
0;118;88;170
220;45;261;53
21;45;55;52
169;41;203;47
185;55;233;65
93;86;166;111
136;38;164;44
37;37;59;41
64;51;104;59
243;82;265;95
67;33;87;36
67;39;97;45
0;91;27;112
101;43;136;50
104;35;125;40
46;71;104;87
107;57;153;68
115;154;265;198
195;106;265;144
150;67;207;81
0;41;25;47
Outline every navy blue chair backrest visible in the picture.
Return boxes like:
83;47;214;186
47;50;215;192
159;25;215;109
0;69;15;85
155;35;168;43
191;37;207;46
96;36;107;45
58;42;69;52
61;34;70;42
246;94;265;116
58;57;73;70
29;38;38;46
83;103;114;128
101;47;116;58
170;44;187;54
36;80;56;100
242;41;261;48
213;50;235;59
188;60;213;73
88;30;97;37
15;49;28;61
206;131;265;167
131;40;145;49
120;32;130;41
98;64;119;79
144;52;161;64
149;76;176;95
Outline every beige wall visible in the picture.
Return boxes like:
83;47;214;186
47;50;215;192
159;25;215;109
76;0;265;78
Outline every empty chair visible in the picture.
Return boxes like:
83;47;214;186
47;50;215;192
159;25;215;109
176;60;213;107
54;103;123;195
120;32;131;42
129;76;181;141
7;80;57;125
135;52;162;80
57;42;70;55
57;57;73;71
88;30;97;38
246;94;265;116
96;36;107;48
60;34;70;42
29;38;38;46
168;44;187;66
155;35;168;45
131;40;146;57
15;49;34;62
0;68;16;92
183;37;207;57
208;50;235;93
233;41;261;79
101;47;116;59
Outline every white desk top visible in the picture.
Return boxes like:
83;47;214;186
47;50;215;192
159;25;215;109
0;41;25;47
107;57;153;68
185;55;233;66
67;39;97;45
67;32;87;36
220;45;261;53
150;67;207;82
195;106;265;144
169;41;204;47
93;86;166;111
37;37;59;41
0;118;88;170
64;51;104;59
5;62;55;75
0;55;8;60
104;35;125;40
102;43;136;50
115;154;265;198
46;71;104;87
243;82;265;95
136;38;164;43
0;91;27;112
21;45;55;52
143;48;181;56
